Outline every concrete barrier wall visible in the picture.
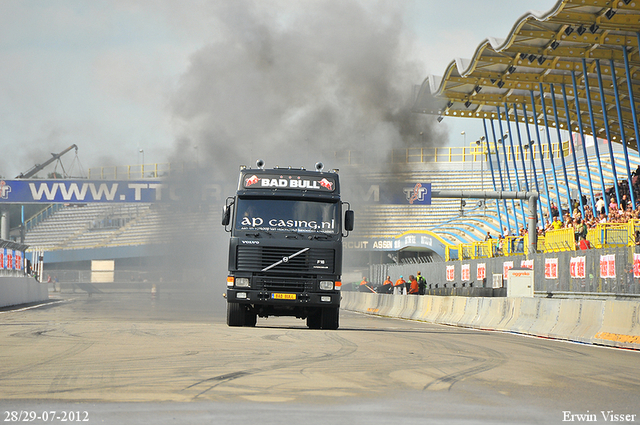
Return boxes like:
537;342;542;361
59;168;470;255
594;300;640;348
571;300;605;345
340;292;640;350
527;298;561;338
0;276;49;308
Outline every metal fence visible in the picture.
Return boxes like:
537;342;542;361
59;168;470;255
24;204;63;232
87;162;198;180
370;245;640;296
445;220;640;261
333;141;567;166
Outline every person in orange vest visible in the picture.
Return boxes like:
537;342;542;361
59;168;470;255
381;275;393;294
359;277;371;292
408;275;419;294
394;275;405;295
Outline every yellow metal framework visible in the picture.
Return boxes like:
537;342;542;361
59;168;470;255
449;220;640;261
413;0;640;152
87;162;198;180
333;140;569;166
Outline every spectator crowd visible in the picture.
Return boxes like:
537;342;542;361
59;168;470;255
485;174;640;248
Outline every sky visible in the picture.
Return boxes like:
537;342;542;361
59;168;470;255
0;0;560;179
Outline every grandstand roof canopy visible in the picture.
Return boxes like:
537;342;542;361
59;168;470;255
413;0;640;151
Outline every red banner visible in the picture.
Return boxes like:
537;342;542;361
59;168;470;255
461;264;470;281
446;265;455;281
6;249;13;270
477;263;486;280
15;251;22;271
521;259;534;269
599;254;616;279
570;256;586;279
503;261;513;280
545;258;558;279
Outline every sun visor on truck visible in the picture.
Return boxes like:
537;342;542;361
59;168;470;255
241;173;336;192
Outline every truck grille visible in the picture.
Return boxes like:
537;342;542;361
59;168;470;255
254;275;314;292
236;246;335;274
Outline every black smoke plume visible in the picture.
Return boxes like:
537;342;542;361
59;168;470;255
156;0;447;299
169;0;445;177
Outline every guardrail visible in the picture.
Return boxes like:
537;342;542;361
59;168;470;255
334;141;568;166
24;204;63;232
448;220;640;260
87;162;198;180
543;227;575;252
454;235;530;260
91;142;568;177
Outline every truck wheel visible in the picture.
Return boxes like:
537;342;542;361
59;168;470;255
320;307;339;330
244;309;257;327
307;310;321;329
227;302;245;327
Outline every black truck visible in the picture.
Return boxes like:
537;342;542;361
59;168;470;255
222;160;354;329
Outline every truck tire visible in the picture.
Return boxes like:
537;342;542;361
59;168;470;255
320;307;339;330
244;309;257;327
227;302;245;327
307;310;322;329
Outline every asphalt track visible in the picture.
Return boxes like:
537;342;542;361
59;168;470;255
1;286;638;424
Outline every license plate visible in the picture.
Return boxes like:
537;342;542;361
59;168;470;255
271;293;296;300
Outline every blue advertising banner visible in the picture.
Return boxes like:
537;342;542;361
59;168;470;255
0;180;224;204
378;182;431;205
343;182;431;205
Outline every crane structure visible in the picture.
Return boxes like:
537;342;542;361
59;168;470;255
15;144;79;179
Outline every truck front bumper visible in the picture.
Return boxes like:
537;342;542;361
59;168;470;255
226;288;340;308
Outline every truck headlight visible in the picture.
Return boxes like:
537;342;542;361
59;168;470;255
319;280;334;290
235;277;250;288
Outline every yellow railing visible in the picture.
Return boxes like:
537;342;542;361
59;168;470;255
524;233;546;252
542;227;575;252
24;204;62;232
453;220;640;260
87;162;198;180
335;140;569;166
456;235;532;260
587;221;638;248
88;141;570;177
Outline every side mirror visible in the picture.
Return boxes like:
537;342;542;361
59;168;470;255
222;205;231;226
344;210;354;232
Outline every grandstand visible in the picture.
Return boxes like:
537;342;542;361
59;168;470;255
10;0;640;300
344;140;640;243
15;0;640;277
21;139;640;263
25;202;217;254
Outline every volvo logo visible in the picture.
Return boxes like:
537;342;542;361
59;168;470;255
262;248;309;272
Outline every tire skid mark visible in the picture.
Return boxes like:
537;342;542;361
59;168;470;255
0;341;94;380
509;336;592;358
185;371;255;397
261;334;282;341
184;330;359;399
422;357;505;391
420;338;508;391
382;328;509;392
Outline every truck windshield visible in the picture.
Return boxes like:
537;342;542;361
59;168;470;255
235;198;339;234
